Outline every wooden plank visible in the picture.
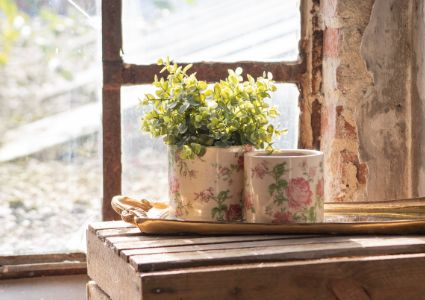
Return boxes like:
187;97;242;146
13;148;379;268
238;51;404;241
130;236;425;272
0;252;85;266
112;235;319;253
140;253;425;300
105;234;198;245
0;261;87;280
95;227;142;241
87;281;111;300
121;236;340;259
87;229;142;300
89;221;135;233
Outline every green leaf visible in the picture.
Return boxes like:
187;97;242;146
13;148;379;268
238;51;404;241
273;193;286;205
273;163;286;178
198;146;207;157
190;143;202;155
183;64;193;73
308;207;316;222
166;102;178;109
277;179;288;189
212;207;219;218
216;190;230;202
178;123;188;134
268;183;277;196
179;102;190;113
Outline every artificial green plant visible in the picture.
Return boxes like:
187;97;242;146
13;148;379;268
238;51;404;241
141;57;285;159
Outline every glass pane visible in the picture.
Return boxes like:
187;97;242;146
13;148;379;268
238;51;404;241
121;83;299;200
0;0;101;255
122;0;300;64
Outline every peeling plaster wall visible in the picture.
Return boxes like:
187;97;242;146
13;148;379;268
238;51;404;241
322;0;425;201
359;0;412;200
322;0;372;202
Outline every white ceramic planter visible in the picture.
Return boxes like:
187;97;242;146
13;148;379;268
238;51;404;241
244;149;324;223
168;145;253;222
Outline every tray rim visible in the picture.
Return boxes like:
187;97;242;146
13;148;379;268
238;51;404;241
111;195;425;235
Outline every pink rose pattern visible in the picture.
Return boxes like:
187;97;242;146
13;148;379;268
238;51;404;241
287;177;313;210
249;159;323;223
194;187;215;203
213;153;245;186
226;204;242;222
272;211;292;224
170;145;321;222
251;161;269;179
170;147;246;222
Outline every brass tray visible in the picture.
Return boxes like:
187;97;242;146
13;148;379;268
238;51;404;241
111;196;425;235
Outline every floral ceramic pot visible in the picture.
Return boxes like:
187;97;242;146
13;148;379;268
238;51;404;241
244;149;324;224
168;145;253;222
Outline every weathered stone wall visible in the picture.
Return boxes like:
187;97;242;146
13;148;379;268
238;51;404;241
321;0;425;202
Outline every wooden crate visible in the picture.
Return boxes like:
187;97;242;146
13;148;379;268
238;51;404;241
87;281;110;300
87;221;425;300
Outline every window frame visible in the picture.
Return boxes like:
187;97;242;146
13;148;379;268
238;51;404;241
101;0;323;220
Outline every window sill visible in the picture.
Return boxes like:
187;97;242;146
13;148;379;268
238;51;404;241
0;253;86;280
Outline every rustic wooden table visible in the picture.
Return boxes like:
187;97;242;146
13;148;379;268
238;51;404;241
87;220;425;300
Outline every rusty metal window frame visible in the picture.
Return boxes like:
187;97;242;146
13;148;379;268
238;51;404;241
101;0;322;220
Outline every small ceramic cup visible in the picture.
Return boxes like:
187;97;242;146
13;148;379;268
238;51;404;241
168;145;253;222
243;149;324;224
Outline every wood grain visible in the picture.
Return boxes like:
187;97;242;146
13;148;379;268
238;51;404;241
140;254;425;300
0;252;86;279
87;229;142;300
87;281;111;300
87;221;425;300
130;236;425;272
119;235;423;260
0;261;86;280
113;235;317;254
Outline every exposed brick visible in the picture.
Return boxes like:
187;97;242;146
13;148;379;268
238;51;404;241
335;106;357;139
339;149;368;188
324;27;339;58
340;149;359;165
357;163;368;185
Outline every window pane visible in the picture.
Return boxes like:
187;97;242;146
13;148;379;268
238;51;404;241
122;0;301;64
121;86;169;201
121;83;299;200
0;0;101;255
